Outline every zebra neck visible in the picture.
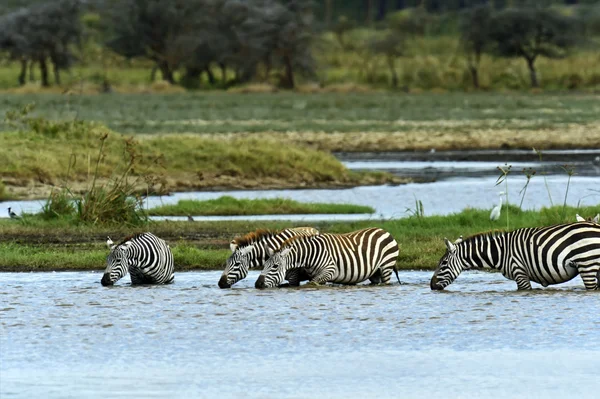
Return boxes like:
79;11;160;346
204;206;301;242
462;234;506;270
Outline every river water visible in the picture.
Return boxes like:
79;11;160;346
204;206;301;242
1;270;599;398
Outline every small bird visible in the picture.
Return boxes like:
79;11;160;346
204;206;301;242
489;193;504;221
8;207;19;219
187;215;194;222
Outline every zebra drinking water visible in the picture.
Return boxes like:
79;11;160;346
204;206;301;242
101;232;174;286
218;227;320;288
430;222;600;291
255;227;400;289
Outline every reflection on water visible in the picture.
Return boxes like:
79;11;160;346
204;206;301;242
1;271;599;398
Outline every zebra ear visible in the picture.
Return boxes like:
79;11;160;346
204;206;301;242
453;235;463;244
444;238;456;253
106;236;115;250
593;214;599;223
576;214;585;222
230;241;238;252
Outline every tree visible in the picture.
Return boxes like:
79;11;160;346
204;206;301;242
488;7;580;87
370;33;403;88
105;0;203;84
459;5;492;88
0;0;81;86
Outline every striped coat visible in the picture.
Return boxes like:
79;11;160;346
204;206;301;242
255;227;400;288
101;232;174;286
431;222;600;290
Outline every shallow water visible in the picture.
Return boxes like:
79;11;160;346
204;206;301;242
1;271;599;398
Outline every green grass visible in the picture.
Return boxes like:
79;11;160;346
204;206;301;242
0;242;230;272
1;204;598;272
148;196;375;216
1;92;599;134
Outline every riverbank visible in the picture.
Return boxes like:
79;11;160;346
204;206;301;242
1;205;598;273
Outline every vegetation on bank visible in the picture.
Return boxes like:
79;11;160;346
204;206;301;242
1;204;599;273
0;107;401;201
148;197;374;217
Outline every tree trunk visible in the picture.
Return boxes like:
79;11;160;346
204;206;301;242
526;57;538;88
395;0;405;9
39;56;50;87
158;62;175;84
469;65;479;89
204;66;215;85
18;58;27;86
282;54;295;89
219;63;227;83
29;60;35;82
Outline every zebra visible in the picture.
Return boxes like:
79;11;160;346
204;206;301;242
101;232;174;286
218;227;320;289
430;222;600;291
255;227;400;289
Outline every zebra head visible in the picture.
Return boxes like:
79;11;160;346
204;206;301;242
430;238;466;290
219;245;256;288
101;241;131;286
255;246;293;289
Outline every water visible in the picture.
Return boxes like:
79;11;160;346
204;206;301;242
1;271;599;398
3;175;600;222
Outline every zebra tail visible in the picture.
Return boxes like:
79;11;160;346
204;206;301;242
393;266;401;285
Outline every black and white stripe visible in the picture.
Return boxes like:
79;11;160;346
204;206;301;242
431;222;600;290
218;227;319;288
255;227;400;288
101;232;174;286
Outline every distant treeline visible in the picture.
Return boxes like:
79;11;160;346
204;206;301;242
0;0;599;90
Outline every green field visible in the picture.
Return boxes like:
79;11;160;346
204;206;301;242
1;92;599;134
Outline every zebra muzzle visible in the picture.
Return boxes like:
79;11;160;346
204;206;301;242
100;274;114;286
430;275;443;290
255;275;266;289
218;275;231;289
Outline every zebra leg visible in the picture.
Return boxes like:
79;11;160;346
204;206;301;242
308;265;336;286
575;266;599;290
514;274;532;290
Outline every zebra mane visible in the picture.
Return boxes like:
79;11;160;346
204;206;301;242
115;232;145;248
232;229;279;248
461;230;505;245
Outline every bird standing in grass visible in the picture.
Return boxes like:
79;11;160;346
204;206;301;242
8;207;19;219
489;193;504;221
187;215;194;222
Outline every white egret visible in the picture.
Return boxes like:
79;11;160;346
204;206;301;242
489;193;504;221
